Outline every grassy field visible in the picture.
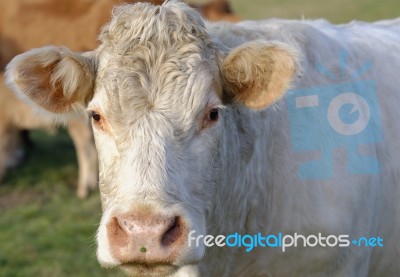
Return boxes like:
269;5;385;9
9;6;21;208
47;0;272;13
1;1;399;276
231;0;400;23
0;130;122;277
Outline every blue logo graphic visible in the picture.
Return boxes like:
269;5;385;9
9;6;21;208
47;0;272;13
286;51;382;180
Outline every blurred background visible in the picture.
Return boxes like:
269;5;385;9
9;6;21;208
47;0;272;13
0;0;399;276
231;0;400;22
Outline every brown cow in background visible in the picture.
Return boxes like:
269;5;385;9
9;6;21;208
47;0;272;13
0;0;238;63
192;0;240;22
0;0;239;198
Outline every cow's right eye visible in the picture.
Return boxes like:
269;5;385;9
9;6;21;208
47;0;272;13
90;110;108;131
91;111;101;122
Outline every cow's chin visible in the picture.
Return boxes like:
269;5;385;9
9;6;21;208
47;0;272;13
120;263;179;277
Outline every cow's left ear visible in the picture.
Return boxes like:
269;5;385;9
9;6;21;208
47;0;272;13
221;40;297;109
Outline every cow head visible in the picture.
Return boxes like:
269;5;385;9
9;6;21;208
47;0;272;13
6;1;296;276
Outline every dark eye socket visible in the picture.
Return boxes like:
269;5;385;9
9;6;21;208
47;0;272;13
209;108;219;121
91;111;101;122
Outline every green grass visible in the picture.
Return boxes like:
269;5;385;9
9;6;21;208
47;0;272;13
1;1;400;276
229;0;400;23
0;130;122;277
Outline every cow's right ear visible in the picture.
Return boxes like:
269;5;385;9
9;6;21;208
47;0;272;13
6;46;96;116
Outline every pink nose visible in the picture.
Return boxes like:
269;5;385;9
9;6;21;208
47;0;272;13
107;212;187;265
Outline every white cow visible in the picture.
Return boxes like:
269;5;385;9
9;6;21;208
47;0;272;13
5;1;400;276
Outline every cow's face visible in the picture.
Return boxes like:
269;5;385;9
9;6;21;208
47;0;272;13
6;1;296;276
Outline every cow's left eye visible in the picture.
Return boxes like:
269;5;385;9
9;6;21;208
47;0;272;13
209;108;219;121
201;107;220;130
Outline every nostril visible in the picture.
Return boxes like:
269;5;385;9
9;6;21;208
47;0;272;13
108;213;189;265
161;216;184;246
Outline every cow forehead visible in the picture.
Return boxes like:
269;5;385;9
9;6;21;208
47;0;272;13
98;1;211;56
91;1;221;127
93;54;219;136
